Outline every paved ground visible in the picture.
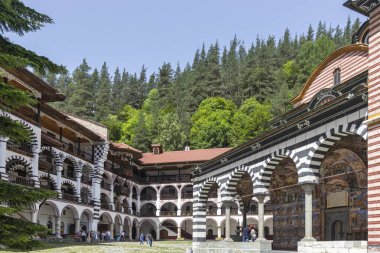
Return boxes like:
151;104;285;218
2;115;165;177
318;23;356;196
0;241;192;253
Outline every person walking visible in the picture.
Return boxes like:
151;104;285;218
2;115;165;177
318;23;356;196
139;233;145;245
250;226;257;242
242;225;251;242
121;231;125;241
81;230;87;243
147;233;153;247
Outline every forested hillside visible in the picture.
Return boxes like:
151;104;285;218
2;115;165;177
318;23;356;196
46;19;360;152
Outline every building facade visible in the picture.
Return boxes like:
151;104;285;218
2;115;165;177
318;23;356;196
192;1;380;252
0;67;268;242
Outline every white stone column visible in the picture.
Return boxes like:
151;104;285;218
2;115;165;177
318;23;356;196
217;226;222;239
257;194;266;241
76;172;82;202
177;190;182;216
137;194;141;215
31;146;40;187
55;164;63;198
129;225;133;240
128;190;133;214
224;201;233;241
31;209;38;223
0;137;9;180
75;218;81;233
110;223;114;239
156;194;161;216
156;225;160;240
301;183;316;241
55;216;62;238
92;219;99;232
110;185;115;211
177;226;182;239
217;193;222;216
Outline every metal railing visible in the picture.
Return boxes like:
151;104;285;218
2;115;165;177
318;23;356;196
140;212;157;217
62;170;75;179
138;174;192;184
8;174;35;187
62;193;78;202
140;194;157;201
38;160;56;174
6;141;34;157
182;192;193;199
160;211;177;216
160;193;178;200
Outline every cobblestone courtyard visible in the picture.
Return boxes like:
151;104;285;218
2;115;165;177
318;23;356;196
0;241;192;253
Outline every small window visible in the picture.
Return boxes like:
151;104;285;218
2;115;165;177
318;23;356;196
333;68;341;86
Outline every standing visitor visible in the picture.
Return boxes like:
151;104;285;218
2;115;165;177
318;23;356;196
139;233;145;245
242;225;250;242
81;230;87;243
121;231;125;241
147;233;153;247
250;226;257;242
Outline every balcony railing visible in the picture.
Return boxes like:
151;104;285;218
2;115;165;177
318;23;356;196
182;211;193;216
39;160;56;175
206;210;217;216
140;212;157;217
140;195;157;201
161;194;178;200
6;141;33;157
62;193;78;202
62;170;75;180
142;174;192;184
160;211;177;216
182;192;193;199
8;175;35;187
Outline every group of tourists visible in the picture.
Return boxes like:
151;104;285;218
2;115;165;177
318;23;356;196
75;230;127;243
139;233;154;247
242;225;257;242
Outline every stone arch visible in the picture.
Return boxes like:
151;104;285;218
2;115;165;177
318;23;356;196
256;148;297;190
140;202;157;216
206;218;218;239
61;180;76;192
140;218;157;227
80;209;93;232
99;212;113;224
198;177;222;204
1;111;39;148
61;204;79;219
181;201;193;216
38;174;57;190
40;146;61;164
140;186;157;200
39;200;59;217
5;155;32;172
80;186;92;204
63;155;79;170
160;218;178;227
307;122;367;180
224;167;252;200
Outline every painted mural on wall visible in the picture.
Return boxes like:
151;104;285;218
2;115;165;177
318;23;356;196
270;136;367;251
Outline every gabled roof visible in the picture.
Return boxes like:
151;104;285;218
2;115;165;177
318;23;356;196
111;142;143;158
140;147;231;165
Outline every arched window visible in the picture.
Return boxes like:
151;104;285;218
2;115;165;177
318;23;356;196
333;68;341;86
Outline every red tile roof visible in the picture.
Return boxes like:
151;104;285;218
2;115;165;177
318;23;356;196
111;142;143;156
140;147;231;165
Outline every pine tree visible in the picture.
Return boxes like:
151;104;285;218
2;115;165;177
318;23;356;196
95;62;111;121
111;67;123;114
132;110;151;152
66;59;94;118
0;0;63;249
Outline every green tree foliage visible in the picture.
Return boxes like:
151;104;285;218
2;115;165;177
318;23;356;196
56;17;360;151
132;110;151;152
95;62;111;121
0;0;63;249
154;112;187;151
190;97;236;149
230;98;272;146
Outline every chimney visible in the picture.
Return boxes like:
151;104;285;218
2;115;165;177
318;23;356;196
151;144;163;155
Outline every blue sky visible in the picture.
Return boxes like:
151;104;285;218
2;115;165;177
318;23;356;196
7;0;366;76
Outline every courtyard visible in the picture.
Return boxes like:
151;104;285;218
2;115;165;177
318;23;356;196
0;241;192;253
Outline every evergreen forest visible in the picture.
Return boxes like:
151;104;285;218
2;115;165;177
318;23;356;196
46;18;361;152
